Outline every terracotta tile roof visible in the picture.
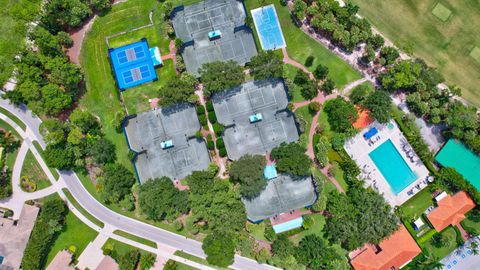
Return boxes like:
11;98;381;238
427;191;476;232
353;106;373;130
350;225;421;270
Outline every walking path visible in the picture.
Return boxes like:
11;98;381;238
281;48;314;80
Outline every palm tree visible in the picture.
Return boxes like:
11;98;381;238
471;241;479;256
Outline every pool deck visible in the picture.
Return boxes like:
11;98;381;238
344;120;430;206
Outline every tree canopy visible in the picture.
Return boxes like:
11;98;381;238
158;73;197;106
99;163;136;204
88;138;116;165
271;142;312;176
295;234;344;270
323;97;358;133
230;155;267;199
363;90;392;123
138;177;190;221
200;61;245;97
202;230;236;267
249;50;283;81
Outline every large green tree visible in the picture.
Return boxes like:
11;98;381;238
99;163;136;204
230;155;266;199
200;61;245;97
158;73;197;106
202;230;236;267
138;177;190;221
323;97;358;133
295;234;342;270
271;142;312;176
249;50;283;80
363;90;392;123
88;138;116;165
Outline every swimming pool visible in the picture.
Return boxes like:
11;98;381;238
369;139;417;195
251;5;286;50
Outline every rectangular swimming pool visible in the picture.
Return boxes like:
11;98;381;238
369;139;417;195
251;5;286;50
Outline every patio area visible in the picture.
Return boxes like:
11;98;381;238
344;120;430;206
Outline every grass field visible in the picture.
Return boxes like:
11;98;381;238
0;0;41;86
424;226;459;259
294;106;314;148
102;238;154;257
351;0;480;106
245;0;361;89
113;230;157;248
45;210;99;265
21;150;51;191
399;187;434;219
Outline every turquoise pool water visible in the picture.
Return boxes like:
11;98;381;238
272;217;303;234
369;139;417;195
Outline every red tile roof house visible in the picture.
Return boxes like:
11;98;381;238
349;225;421;270
426;191;476;238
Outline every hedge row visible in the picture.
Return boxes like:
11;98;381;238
216;138;227;157
21;199;67;270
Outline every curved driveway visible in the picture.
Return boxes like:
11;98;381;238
0;97;277;270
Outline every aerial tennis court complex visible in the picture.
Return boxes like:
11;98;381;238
108;39;161;90
251;5;286;50
242;174;316;222
211;79;299;160
171;0;257;76
123;103;210;182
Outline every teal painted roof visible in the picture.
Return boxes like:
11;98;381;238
435;139;480;190
264;164;278;180
272;217;303;234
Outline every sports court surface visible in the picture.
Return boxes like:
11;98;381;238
108;39;157;90
251;5;286;50
242;174;316;222
171;0;257;76
124;103;210;182
211;79;299;160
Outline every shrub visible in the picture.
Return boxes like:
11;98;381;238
213;123;225;136
207;140;215;150
196;106;205;115
216;138;225;148
308;101;321;112
264;224;277;241
219;147;227;157
208;112;217;124
305;56;315;67
313;64;329;80
198;114;208;126
206;101;215;112
174;220;183;231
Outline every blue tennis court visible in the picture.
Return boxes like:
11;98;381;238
251;5;286;50
108;39;157;90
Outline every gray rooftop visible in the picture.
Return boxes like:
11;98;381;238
171;0;257;76
212;79;299;160
242;175;317;222
124;103;211;182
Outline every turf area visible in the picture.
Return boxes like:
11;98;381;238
20;150;51;191
424;226;459;259
351;0;480;106
294;106;314;148
45;210;99;265
245;0;361;89
113;230;157;248
0;0;41;86
470;46;480;63
398;187;434;219
431;3;452;22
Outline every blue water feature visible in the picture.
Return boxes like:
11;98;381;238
369;139;417;195
272;217;303;234
251;5;286;50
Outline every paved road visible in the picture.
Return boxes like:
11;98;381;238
0;97;277;270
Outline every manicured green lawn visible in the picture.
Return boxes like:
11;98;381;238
246;222;267;242
21;150;51;191
102;238;154;257
45;210;99;265
351;0;480;106
245;0;361;89
62;188;104;228
399;187;434;219
294;106;314;148
174;250;228;270
460;212;480;236
283;65;306;103
424;226;459;260
0;107;27;131
113;230;157;248
0;0;41;86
